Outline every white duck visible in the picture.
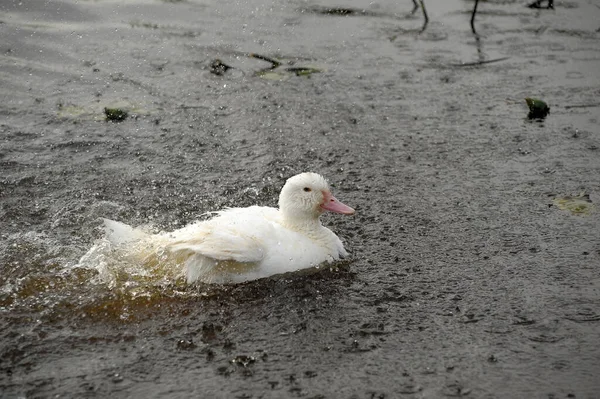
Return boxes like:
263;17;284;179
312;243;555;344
100;172;355;284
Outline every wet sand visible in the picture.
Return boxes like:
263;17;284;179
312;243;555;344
1;0;600;397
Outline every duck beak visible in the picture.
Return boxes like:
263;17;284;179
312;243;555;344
321;191;355;215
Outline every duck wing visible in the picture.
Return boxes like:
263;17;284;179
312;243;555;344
166;206;279;263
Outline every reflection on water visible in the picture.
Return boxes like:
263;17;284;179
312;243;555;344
0;233;186;321
0;225;355;324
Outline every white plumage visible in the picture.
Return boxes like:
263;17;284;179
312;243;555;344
96;172;355;284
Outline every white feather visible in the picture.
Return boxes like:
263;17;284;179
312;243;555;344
86;173;354;284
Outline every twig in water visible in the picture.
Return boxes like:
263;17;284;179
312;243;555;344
248;53;281;69
471;0;480;35
453;56;510;67
473;34;484;64
410;0;419;15
419;0;429;32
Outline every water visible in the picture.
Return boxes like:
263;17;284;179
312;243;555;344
1;0;600;397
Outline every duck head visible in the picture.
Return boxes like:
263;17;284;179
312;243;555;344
279;172;355;223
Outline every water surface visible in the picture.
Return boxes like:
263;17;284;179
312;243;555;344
1;0;600;397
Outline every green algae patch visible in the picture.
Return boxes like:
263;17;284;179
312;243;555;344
255;70;290;81
104;107;129;122
553;193;595;216
209;59;233;76
57;100;148;121
525;97;550;119
104;100;148;118
57;104;89;119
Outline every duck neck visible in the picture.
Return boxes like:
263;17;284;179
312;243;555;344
281;214;323;235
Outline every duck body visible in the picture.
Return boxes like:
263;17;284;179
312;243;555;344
99;173;354;284
164;205;348;283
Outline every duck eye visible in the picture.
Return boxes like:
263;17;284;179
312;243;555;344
303;187;311;192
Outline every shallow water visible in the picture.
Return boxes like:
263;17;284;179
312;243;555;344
1;0;600;397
